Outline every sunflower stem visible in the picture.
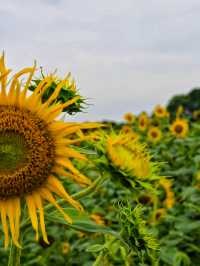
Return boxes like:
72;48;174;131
73;173;107;200
8;241;21;266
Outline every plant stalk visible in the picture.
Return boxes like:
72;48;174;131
8;241;21;266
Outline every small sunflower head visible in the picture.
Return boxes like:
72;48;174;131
159;178;175;209
106;132;154;179
123;112;135;123
193;110;200;120
121;126;139;141
153;105;169;118
196;170;200;181
29;72;84;115
147;127;162;143
170;118;189;138
138;112;149;131
176;105;184;118
62;242;70;255
152;208;166;223
138;193;155;205
121;125;133;134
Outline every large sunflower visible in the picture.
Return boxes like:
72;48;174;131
0;54;99;247
170;118;189;138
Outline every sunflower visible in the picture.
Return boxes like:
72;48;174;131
159;178;174;209
176;105;184;118
151;208;166;223
123;112;135;123
193;110;200;120
121;125;132;134
153;105;169;118
0;54;100;247
121;126;139;141
138;113;149;131
138;193;155;205
106;132;153;179
147;127;162;143
170;118;189;138
62;242;70;255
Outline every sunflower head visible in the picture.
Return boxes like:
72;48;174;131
147;127;162;143
121;126;139;141
159;178;174;209
152;208;166;223
123;112;135;123
193;110;200;120
29;73;84;115
138;112;149;131
176;105;184;118
138;193;155;205
153;105;169;118
196;170;200;181
170;118;189;138
62;242;70;255
0;54;100;247
106;132;154;179
121;125;133;134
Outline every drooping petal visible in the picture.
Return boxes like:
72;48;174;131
39;188;72;223
47;176;83;211
7;199;21;248
32;193;49;244
26;195;39;241
0;201;9;248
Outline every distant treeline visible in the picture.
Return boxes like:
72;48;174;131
167;88;200;118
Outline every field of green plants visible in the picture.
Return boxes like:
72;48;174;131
0;57;200;266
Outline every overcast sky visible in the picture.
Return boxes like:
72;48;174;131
1;0;200;121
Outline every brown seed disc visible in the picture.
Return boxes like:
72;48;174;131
0;105;55;198
174;124;183;134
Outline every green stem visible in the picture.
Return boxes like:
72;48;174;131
92;251;105;266
8;241;21;266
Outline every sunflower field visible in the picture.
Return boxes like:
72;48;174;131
0;55;200;266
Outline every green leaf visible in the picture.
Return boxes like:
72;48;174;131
72;146;98;155
45;208;122;240
86;244;105;253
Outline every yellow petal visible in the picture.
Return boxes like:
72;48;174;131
47;176;83;211
26;195;39;241
0;201;9;248
56;158;91;186
13;198;21;242
7;199;21;248
56;146;87;161
39;188;72;224
32;193;49;244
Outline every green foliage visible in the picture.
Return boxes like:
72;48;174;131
167;88;200;118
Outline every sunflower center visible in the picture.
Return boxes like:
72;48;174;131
151;131;158;138
0;133;27;173
175;124;183;133
0;105;55;198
